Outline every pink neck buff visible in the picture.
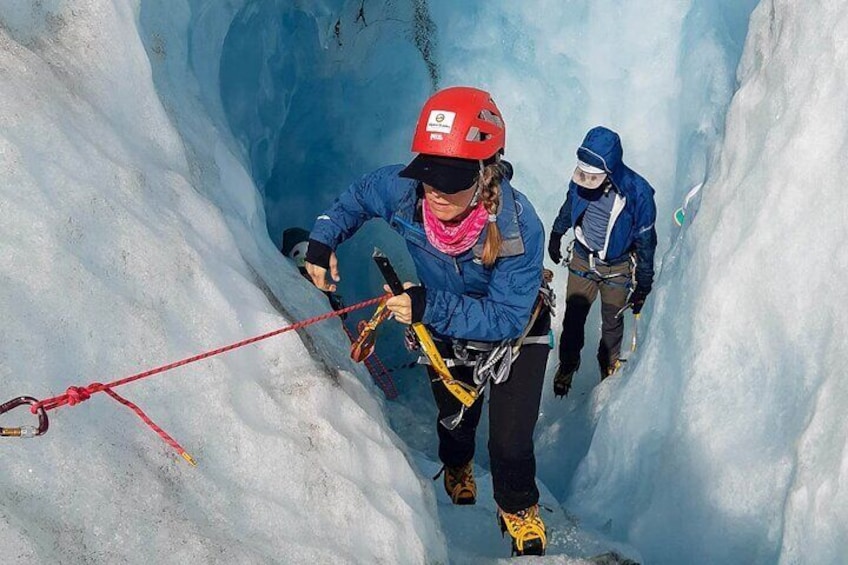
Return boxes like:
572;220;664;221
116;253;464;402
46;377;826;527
423;199;490;256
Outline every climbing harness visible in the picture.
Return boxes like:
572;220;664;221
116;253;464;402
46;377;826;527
1;295;387;466
419;287;553;385
568;249;635;288
348;249;555;430
409;266;555;429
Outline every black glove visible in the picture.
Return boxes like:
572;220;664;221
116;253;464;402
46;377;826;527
548;232;564;264
305;239;333;269
404;285;427;324
630;288;649;315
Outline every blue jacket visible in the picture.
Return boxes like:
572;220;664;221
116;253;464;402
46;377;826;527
310;165;545;341
552;127;657;293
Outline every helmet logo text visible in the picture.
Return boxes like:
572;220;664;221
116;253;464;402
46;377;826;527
426;110;455;134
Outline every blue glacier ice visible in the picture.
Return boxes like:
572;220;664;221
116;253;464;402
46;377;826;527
2;1;845;563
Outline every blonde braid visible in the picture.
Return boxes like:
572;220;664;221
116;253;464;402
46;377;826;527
479;162;504;267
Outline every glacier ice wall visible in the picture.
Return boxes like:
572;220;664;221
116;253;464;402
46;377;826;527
0;1;445;563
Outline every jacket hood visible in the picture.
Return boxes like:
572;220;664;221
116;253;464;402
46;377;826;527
578;126;647;195
576;126;623;176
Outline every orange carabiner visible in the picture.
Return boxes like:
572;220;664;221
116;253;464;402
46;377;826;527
350;301;391;362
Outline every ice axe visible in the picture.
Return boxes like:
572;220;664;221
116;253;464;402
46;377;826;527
371;248;478;429
615;296;640;355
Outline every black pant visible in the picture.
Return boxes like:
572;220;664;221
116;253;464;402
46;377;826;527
428;312;550;513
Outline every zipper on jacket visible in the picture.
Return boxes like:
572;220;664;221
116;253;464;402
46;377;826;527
394;216;425;235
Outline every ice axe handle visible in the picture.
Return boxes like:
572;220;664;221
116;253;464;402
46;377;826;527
373;249;405;296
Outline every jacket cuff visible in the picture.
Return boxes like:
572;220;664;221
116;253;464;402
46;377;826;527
405;286;427;324
305;239;333;269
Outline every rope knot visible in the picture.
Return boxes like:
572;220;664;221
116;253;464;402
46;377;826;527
65;386;92;406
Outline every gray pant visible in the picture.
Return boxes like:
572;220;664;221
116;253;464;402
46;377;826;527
558;252;631;377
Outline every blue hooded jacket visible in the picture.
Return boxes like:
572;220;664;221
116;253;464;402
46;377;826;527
552;127;657;293
310;165;545;342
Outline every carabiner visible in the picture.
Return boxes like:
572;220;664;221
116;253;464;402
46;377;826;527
0;396;49;439
350;301;391;362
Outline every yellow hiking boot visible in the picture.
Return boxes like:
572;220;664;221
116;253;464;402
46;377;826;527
498;504;546;556
435;462;477;505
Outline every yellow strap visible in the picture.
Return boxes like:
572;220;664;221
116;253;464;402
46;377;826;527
412;323;477;407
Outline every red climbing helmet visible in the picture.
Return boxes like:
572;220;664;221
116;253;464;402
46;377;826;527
400;87;506;193
410;86;506;160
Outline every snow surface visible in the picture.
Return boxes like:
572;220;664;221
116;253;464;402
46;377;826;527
4;0;845;563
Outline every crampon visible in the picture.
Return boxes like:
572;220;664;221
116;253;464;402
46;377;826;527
498;504;546;556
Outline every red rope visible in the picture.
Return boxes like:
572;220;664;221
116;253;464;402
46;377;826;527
32;294;388;464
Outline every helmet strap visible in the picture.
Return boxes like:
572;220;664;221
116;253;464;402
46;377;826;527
468;182;481;208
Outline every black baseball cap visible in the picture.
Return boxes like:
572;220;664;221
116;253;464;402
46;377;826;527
399;154;482;194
